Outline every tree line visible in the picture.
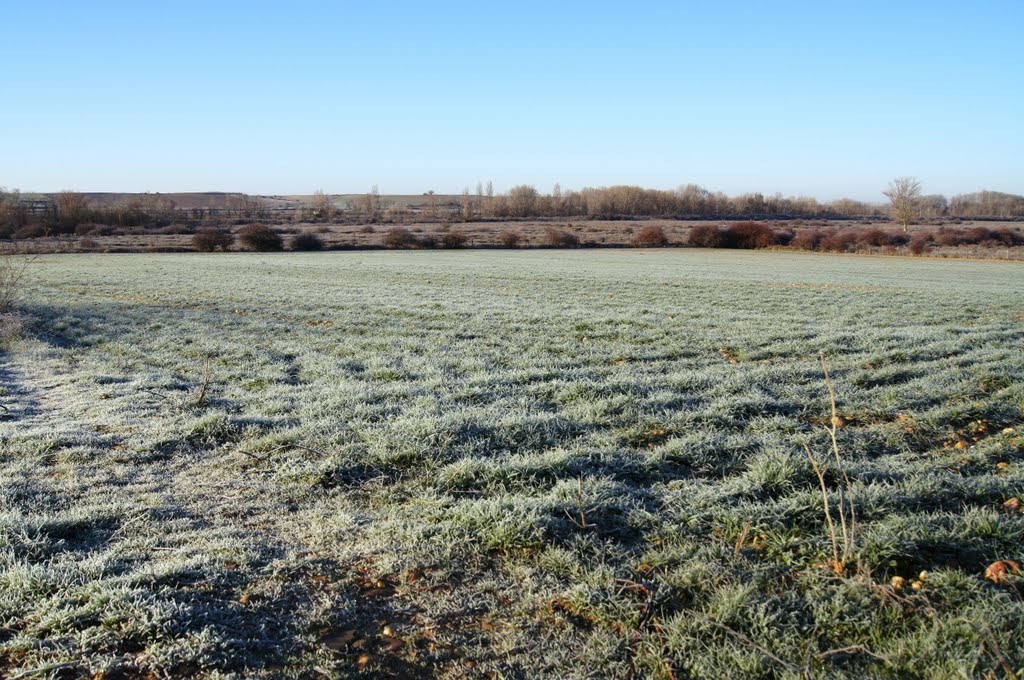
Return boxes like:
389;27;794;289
2;182;1022;239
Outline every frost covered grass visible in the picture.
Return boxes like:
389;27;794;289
1;250;1022;678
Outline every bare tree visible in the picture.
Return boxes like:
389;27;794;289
884;177;922;232
508;185;539;217
56;190;89;232
0;187;19;226
311;189;335;220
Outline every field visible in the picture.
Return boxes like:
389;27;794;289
1;250;1023;678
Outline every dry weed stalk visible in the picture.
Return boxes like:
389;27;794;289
566;476;595;530
805;353;857;575
194;355;211;406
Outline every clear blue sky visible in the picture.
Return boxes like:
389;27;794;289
2;1;1021;201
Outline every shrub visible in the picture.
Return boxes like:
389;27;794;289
631;225;667;247
192;228;234;252
856;228;891;247
993;227;1024;247
14;225;46;240
0;248;30;312
724;221;776;249
359;225;375;234
773;229;795;246
544;227;579;247
442;231;467;248
936;229;963;247
819;230;858;253
383;227;418;249
909;233;932;256
688;225;724;248
237;225;283;251
790;229;824;251
498;230;521;248
962;227;994;245
290;233;324;251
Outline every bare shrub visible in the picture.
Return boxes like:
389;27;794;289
290;232;324;251
383;227;418;249
14;225;46;240
237;225;283;251
773;229;795;246
192;228;234;252
688;225;724;248
498;230;521;248
819;230;858;253
442;231;467;248
544;227;579;247
724;221;775;248
359;225;376;234
791;229;825;251
631;225;667;247
909;233;932;256
856;228;891;247
0;248;31;313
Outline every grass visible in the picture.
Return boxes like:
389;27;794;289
1;250;1022;678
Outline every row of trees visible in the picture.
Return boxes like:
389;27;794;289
273;182;1024;223
3;181;1023;238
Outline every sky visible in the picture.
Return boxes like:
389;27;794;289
2;1;1021;201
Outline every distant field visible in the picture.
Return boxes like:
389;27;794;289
1;251;1022;678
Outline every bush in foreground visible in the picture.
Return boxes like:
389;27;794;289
237;225;283;252
192;228;234;252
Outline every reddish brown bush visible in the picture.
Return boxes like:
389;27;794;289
962;227;994;244
819;230;858;253
498;230;521;248
544;227;579;247
192;228;234;252
290;232;324;251
631;225;668;247
237;224;283;251
790;229;824;251
773;229;795;246
935;229;963;247
688;225;725;248
856;228;891;247
909;233;932;255
724;222;775;249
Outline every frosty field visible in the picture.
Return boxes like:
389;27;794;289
1;250;1022;678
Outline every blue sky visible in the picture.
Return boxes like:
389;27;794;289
2;1;1021;201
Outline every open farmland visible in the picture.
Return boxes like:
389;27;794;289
1;250;1023;678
